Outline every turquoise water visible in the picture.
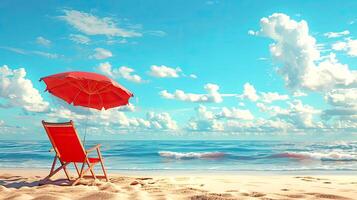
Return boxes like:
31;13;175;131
0;140;356;171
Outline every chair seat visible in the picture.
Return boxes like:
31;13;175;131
88;158;101;163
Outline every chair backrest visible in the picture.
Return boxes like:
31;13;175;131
42;120;86;162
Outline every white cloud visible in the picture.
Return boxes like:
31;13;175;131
278;100;321;129
248;30;256;35
187;105;290;133
160;83;223;103
302;53;356;90
325;88;357;108
96;62;142;83
240;83;290;104
241;82;259;101
47;107;86;121
116;67;142;83
188;105;224;131
261;92;289;103
218;107;254;120
324;30;350;38
0;65;49;112
32;51;59;59
69;34;90;44
148;65;181;78
148;65;196;79
98;110;177;131
332;39;357;57
146;112;178;130
226;118;292;133
257;99;322;129
146;30;167;37
293;90;307;97
117;104;136;112
91;48;113;60
256;13;357;91
60;9;141;38
47;105;177;131
331;41;347;51
36;36;51;47
0;46;59;59
189;74;198;79
256;103;289;115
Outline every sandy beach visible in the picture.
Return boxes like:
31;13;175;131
0;169;356;200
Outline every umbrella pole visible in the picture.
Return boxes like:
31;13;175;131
82;108;90;147
83;92;91;147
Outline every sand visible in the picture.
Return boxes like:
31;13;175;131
0;169;356;200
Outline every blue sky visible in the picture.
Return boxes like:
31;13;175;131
0;0;357;140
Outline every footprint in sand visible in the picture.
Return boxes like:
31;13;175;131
241;191;266;197
305;192;352;200
282;194;306;198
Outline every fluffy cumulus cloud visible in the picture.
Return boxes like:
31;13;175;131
146;112;178;130
69;34;90;44
225;118;293;133
148;65;197;79
148;65;182;78
325;88;357;108
261;92;289;103
332;39;357;57
96;62;142;83
257;99;321;129
217;107;254;120
322;89;357;123
256;13;357;91
91;48;113;60
188;105;224;131
241;83;259;101
240;82;289;103
278;100;322;129
60;9;141;38
324;30;350;38
160;83;223;103
187;106;294;134
36;36;51;47
47;106;177;131
0;65;49;112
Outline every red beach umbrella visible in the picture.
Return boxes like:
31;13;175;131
40;71;133;110
40;71;134;143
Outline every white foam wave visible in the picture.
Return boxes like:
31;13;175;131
159;151;225;159
280;151;357;161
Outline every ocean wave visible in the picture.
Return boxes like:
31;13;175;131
158;151;225;159
274;152;357;161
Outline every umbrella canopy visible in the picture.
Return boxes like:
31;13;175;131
40;71;133;110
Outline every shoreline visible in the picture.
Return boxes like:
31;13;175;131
1;167;357;176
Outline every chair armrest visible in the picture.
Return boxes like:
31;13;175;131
86;144;101;153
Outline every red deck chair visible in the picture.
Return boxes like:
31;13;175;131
41;120;108;185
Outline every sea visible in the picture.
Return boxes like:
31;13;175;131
0;140;356;172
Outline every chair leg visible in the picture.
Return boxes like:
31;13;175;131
40;162;70;185
40;156;57;185
74;162;80;176
86;160;97;180
60;160;71;181
99;159;109;181
72;162;86;186
97;148;109;182
50;156;57;175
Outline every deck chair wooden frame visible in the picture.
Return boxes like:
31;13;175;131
41;120;108;186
